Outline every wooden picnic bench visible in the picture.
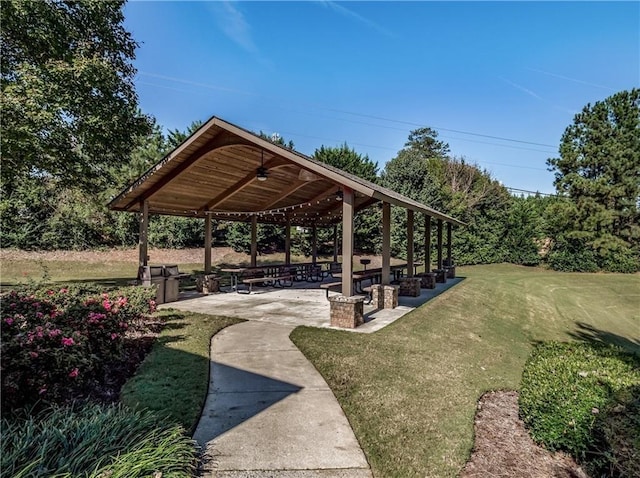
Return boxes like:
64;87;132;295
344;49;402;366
239;266;294;293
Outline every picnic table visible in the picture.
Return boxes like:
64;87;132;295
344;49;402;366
220;267;246;291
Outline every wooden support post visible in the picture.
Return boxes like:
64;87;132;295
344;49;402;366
425;215;432;273
285;216;291;265
447;222;452;266
138;200;149;267
407;209;414;277
204;215;212;274
311;224;317;264
382;202;391;285
437;219;443;270
341;187;354;297
333;224;338;263
250;215;257;268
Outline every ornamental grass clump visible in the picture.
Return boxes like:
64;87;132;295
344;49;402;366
519;341;640;477
1;286;156;413
1;403;198;478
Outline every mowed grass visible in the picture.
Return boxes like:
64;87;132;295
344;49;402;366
121;310;243;432
290;264;640;478
0;259;203;289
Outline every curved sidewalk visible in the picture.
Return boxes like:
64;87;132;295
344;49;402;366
193;321;372;478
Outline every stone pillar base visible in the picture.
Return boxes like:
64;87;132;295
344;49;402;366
417;273;436;289
329;295;364;328
399;277;421;297
432;269;447;283
371;285;398;309
445;266;456;279
196;275;220;294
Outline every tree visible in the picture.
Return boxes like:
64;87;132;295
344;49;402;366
382;127;513;265
313;144;381;253
547;89;640;272
1;0;151;191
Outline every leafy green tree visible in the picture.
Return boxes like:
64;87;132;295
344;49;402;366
546;89;640;272
1;0;151;191
313;144;381;253
382;127;513;265
503;196;542;266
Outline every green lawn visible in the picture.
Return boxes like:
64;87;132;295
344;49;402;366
290;264;640;478
121;310;243;432
3;256;638;477
0;259;203;289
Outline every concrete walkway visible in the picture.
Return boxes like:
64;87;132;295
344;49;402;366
165;278;463;333
193;321;372;478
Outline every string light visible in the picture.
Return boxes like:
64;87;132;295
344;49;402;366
202;193;342;217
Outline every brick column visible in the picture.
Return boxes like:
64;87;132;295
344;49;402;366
329;296;364;328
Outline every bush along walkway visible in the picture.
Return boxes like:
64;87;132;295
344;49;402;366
194;321;372;477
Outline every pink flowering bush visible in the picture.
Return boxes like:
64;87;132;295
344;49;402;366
1;286;156;412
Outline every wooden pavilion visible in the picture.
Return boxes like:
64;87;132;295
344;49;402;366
108;116;463;304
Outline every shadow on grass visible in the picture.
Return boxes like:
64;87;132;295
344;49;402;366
568;321;640;355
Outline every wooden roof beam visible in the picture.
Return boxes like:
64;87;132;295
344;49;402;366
200;156;285;211
122;132;252;210
257;179;308;210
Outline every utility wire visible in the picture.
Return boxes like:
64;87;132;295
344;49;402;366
138;72;558;148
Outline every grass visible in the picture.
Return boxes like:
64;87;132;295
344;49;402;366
3;253;638;476
290;264;640;478
121;310;243;431
0;259;203;289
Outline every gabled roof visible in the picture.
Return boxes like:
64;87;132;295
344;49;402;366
108;116;464;227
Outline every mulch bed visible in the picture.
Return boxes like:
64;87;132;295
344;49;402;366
461;390;589;478
83;317;164;404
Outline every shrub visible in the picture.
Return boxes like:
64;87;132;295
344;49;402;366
519;342;640;474
1;402;198;477
1;287;156;412
547;241;600;272
598;247;640;274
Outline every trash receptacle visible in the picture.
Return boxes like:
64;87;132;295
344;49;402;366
138;265;165;304
163;265;180;303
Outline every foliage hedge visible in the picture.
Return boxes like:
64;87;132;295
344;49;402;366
1;403;197;478
519;342;640;476
1;285;156;413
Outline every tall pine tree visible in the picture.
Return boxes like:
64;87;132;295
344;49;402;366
547;88;640;272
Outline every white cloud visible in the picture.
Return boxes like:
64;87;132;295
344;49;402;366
212;1;258;53
319;1;394;38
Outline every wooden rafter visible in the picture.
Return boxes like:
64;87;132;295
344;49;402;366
200;156;285;211
123;133;252;210
257;179;308;210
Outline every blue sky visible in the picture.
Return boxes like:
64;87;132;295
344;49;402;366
124;1;639;194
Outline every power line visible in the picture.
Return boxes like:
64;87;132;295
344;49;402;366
138;71;558;148
506;187;560;197
138;76;553;172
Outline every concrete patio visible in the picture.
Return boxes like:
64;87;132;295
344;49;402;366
160;276;463;333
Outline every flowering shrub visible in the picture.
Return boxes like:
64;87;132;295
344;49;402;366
1;286;156;412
